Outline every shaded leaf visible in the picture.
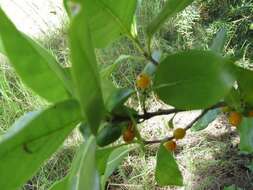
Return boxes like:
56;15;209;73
155;144;183;186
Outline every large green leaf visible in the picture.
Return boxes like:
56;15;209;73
0;8;69;102
155;144;183;186
86;0;137;48
146;0;194;39
154;50;236;109
68;137;100;190
237;67;253;105
210;28;227;54
238;118;253;153
69;2;104;134
191;109;221;132
0;100;81;190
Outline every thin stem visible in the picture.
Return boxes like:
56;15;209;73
143;102;226;145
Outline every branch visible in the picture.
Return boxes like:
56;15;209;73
143;102;226;145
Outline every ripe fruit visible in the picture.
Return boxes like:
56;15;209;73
173;128;186;140
136;73;151;90
164;140;176;151
248;110;253;117
123;129;135;143
228;112;242;126
123;123;135;143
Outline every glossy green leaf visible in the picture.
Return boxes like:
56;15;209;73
68;137;100;190
191;109;221;132
237;67;253;105
154;50;236;109
210;28;227;53
0;8;69;102
0;100;81;190
146;0;194;39
238;118;253;153
247;161;253;173
223;185;242;190
155;144;183;186
69;2;104;134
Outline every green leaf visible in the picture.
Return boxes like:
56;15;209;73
0;8;69;102
238;118;253;153
154;50;236;109
102;145;136;187
106;88;134;112
225;88;242;112
223;185;242;190
101;79;134;112
0;35;5;54
0;100;81;190
96;123;123;147
237;67;253;105
68;137;100;190
247;161;253;173
155;144;183;186
100;55;131;79
96;147;115;175
49;176;69;190
146;0;194;39
69;0;137;48
69;2;105;134
210;28;227;54
191;109;221;132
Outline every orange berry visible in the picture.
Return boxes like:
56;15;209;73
248;110;253;117
173;128;186;140
164;140;176;152
123;129;135;143
136;73;151;90
228;112;242;126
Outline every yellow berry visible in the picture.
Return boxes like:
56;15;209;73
136;73;151;90
173;128;186;140
228;112;242;127
164;140;176;151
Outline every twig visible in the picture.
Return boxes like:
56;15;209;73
143;102;226;145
